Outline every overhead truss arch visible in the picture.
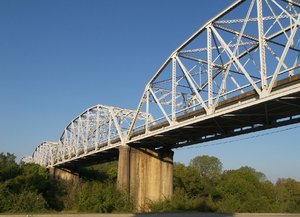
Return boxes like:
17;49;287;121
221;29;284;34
30;0;300;168
127;0;300;141
32;104;150;167
32;141;58;167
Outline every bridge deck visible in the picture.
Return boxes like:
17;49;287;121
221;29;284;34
54;74;300;169
128;74;300;149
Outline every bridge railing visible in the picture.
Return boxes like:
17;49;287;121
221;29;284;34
127;0;300;141
32;104;150;167
30;0;300;167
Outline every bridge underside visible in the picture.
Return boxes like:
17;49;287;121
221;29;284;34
55;147;119;170
129;75;300;150
58;75;300;171
30;0;300;212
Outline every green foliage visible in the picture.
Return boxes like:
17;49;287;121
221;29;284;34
0;183;14;212
174;163;205;197
189;155;223;200
12;190;47;213
0;152;20;181
276;178;300;212
5;163;49;194
190;155;223;182
0;154;132;214
79;162;118;182
59;180;80;211
1;152;300;214
0;187;47;213
215;166;276;213
149;188;215;212
155;158;300;214
77;181;132;213
0;153;53;213
75;163;132;213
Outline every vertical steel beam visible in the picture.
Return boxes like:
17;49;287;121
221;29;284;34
95;107;100;150
268;17;299;93
146;90;150;132
172;57;177;121
50;145;54;166
71;121;76;157
207;26;214;113
86;111;90;151
108;115;112;145
257;0;268;94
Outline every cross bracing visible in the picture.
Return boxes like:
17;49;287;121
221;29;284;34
31;0;300;168
127;0;300;144
33;141;58;167
32;105;150;167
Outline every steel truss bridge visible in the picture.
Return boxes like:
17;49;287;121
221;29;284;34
30;0;300;169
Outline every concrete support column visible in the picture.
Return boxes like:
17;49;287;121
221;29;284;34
117;145;130;191
48;167;79;183
129;147;174;212
117;145;174;211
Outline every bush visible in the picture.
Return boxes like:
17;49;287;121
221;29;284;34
12;191;48;213
77;181;132;213
149;188;215;212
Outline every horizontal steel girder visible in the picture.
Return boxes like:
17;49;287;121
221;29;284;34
31;0;300;168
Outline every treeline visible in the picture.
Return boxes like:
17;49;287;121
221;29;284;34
153;155;300;213
0;153;55;212
0;152;132;213
0;152;300;213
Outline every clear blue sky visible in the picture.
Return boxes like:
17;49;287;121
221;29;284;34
0;0;299;182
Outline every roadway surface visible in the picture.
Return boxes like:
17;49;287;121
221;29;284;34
2;213;300;217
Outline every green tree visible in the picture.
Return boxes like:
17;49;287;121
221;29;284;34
173;163;205;197
215;166;276;213
74;161;132;213
4;163;50;195
190;155;223;182
0;182;14;212
189;155;223;201
0;152;20;181
0;153;64;213
276;178;300;212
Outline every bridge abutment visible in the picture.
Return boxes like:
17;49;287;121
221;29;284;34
117;146;174;212
48;167;79;183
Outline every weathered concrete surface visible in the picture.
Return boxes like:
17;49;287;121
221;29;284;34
1;213;300;217
48;167;79;182
117;146;174;211
129;148;173;212
117;145;130;191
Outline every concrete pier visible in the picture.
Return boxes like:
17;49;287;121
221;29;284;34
48;167;79;182
117;146;174;211
117;145;130;191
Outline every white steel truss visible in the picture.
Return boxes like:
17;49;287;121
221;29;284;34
32;105;150;167
127;0;300;140
30;0;300;167
32;141;58;167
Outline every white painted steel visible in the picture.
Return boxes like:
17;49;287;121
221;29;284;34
127;0;300;139
32;105;149;167
31;0;300;167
